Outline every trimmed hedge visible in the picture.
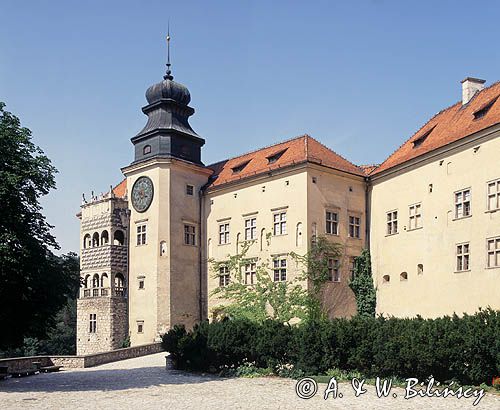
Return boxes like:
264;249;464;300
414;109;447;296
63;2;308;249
162;309;500;385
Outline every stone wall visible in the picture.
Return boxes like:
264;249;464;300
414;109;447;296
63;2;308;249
81;245;128;271
0;343;162;371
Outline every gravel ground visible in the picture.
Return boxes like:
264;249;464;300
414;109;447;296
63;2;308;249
0;352;499;409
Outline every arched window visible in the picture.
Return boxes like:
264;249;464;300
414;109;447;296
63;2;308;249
114;273;125;288
160;241;167;256
296;222;303;247
382;274;390;283
84;274;90;288
83;234;91;249
400;272;408;281
113;230;125;246
92;232;100;247
101;230;109;245
417;264;424;275
143;145;151;155
92;274;100;288
100;273;109;288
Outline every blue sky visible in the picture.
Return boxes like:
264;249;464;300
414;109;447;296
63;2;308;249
1;0;499;253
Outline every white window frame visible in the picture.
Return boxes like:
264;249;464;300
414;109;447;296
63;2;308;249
487;179;500;211
244;217;257;240
244;262;257;285
273;212;287;236
386;210;398;235
487;236;500;268
455;188;471;219
219;222;230;245
219;266;230;287
136;224;147;246
348;215;361;238
456;242;470;272
137;320;144;334
408;203;422;230
326;211;339;235
273;257;287;281
184;224;196;246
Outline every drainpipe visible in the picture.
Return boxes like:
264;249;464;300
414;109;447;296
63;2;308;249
364;177;371;250
198;181;211;323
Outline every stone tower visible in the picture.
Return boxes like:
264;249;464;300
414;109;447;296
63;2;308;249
76;183;130;355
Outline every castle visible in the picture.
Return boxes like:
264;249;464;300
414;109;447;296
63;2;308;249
76;49;500;354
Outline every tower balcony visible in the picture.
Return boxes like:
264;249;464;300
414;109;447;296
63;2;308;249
81;286;127;299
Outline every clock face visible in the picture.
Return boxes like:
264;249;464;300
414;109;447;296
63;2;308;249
131;176;154;213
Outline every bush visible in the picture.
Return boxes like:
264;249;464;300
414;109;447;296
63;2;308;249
161;309;500;386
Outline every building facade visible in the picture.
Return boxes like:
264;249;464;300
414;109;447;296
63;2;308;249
76;57;500;354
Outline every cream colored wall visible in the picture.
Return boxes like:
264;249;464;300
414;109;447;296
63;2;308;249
370;132;500;318
204;167;309;319
124;158;211;345
307;165;366;318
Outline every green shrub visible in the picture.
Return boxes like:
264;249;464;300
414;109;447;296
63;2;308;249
161;309;500;386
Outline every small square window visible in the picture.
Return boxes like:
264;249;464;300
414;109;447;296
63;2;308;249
143;145;151;155
138;279;145;289
186;184;194;196
137;321;144;334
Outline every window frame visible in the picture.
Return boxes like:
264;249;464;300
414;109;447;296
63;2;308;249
456;242;470;272
487;236;500;269
273;212;287;236
244;217;257;241
186;184;194;196
487;179;500;212
89;313;97;333
386;210;398;236
244;261;257;285
218;222;230;245
327;257;341;282
137;320;144;334
348;215;361;238
408;203;422;230
454;188;472;219
273;257;287;282
218;265;230;287
184;224;196;246
136;223;147;246
325;211;339;235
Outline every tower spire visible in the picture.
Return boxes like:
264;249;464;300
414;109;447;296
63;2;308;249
164;23;173;80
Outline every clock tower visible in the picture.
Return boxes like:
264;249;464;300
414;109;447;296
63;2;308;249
122;38;212;345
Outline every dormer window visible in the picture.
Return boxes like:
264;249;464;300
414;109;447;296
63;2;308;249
143;145;151;155
412;126;436;148
232;160;251;174
267;149;287;164
473;96;498;120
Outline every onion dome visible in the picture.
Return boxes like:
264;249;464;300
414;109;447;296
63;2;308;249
145;76;191;106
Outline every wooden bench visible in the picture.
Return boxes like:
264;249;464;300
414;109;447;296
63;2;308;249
40;365;61;373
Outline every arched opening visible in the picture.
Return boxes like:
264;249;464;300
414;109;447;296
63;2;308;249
84;274;90;288
382;274;390;283
83;234;91;249
92;274;100;288
311;222;317;245
92;232;100;247
400;272;408;281
236;233;241;255
160;241;167;257
260;228;265;251
296;222;303;247
417;264;424;275
101;230;109;245
143;145;151;155
100;272;109;288
113;230;125;246
114;273;126;296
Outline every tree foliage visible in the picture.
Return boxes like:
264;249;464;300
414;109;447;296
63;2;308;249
0;102;78;349
348;249;376;317
210;236;343;323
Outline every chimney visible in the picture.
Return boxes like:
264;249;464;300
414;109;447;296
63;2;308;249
461;77;485;105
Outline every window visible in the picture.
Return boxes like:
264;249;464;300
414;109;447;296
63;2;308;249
417;264;424;275
408;203;422;230
267;149;287;164
386;211;398;235
137;321;144;334
382;275;390;283
327;258;340;282
186;184;194;196
232;160;251;174
138;278;145;289
487;179;500;211
219;266;230;287
244;218;257;240
400;272;408;281
349;257;356;280
487;237;500;268
473;97;498;119
456;243;470;272
244;262;256;285
143;145;151;155
455;189;471;218
219;222;230;245
412;126;435;148
273;212;287;235
348;216;360;238
89;314;97;333
136;224;147;245
273;258;287;281
184;225;196;246
326;211;339;235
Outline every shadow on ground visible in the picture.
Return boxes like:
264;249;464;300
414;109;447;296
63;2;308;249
0;366;223;393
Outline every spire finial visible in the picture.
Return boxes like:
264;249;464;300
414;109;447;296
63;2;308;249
164;23;173;80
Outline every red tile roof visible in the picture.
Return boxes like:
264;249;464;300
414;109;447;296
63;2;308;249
112;179;127;198
207;135;364;188
371;81;500;175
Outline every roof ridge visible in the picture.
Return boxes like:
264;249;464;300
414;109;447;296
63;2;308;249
306;135;365;172
206;134;308;167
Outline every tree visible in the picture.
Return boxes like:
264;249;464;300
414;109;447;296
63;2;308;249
210;236;343;323
349;249;376;316
0;102;77;349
